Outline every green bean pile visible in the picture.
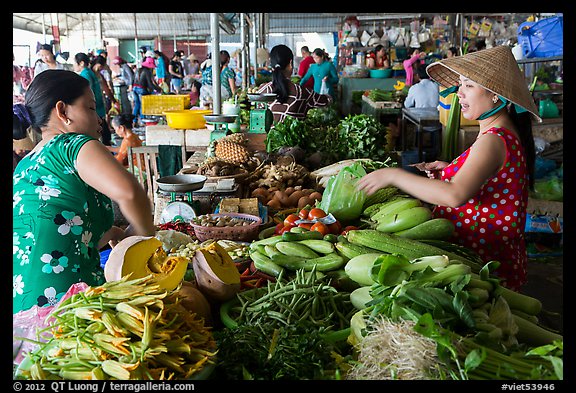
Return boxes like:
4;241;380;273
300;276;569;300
227;268;356;331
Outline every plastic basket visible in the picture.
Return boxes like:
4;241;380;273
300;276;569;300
142;94;191;115
517;15;563;58
164;109;212;129
191;213;262;242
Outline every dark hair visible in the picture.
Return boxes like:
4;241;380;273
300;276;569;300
407;47;420;57
416;65;429;80
192;80;202;91
74;52;91;67
17;70;89;131
448;47;458;56
312;48;326;59
219;50;230;66
13;115;29;140
374;44;384;53
508;108;535;190
37;44;53;54
90;55;107;68
269;45;294;104
111;114;135;129
301;46;310;53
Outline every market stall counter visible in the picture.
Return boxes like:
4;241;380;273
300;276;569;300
340;76;404;115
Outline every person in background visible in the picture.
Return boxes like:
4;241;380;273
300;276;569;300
73;53;113;146
446;46;458;58
403;47;426;87
300;48;339;99
112;56;135;115
403;65;439;109
107;114;143;168
191;58;201;77
95;50;115;96
152;50;170;91
188;54;200;76
13;53;26;99
169;52;184;94
297;46;315;90
33;44;64;78
199;54;213;107
257;44;333;123
91;55;120;143
189;80;202;107
373;44;390;69
132;56;163;128
13;104;41;171
12;69;155;314
219;50;237;101
357;46;540;291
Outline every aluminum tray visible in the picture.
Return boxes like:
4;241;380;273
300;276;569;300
247;93;277;102
203;114;238;123
156;174;207;193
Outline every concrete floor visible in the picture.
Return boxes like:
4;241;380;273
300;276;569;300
520;257;563;334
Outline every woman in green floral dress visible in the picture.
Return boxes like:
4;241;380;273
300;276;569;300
13;70;155;314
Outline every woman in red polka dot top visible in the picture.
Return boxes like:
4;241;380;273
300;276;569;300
357;46;542;291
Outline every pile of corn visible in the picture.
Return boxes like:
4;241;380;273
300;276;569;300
18;275;216;380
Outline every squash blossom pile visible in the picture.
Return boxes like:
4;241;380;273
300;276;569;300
18;275;217;380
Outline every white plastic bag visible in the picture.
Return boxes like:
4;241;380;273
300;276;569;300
319;80;330;95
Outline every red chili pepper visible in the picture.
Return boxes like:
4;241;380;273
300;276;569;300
254;270;276;282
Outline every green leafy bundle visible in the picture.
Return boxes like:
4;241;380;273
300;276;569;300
213;322;349;380
337;114;389;160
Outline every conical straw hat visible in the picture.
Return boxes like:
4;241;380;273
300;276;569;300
426;45;541;122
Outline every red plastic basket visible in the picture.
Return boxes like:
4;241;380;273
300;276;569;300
191;213;262;242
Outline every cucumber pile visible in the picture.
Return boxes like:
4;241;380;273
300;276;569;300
363;196;455;241
248;229;346;277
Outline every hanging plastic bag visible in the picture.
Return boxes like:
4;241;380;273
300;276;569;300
319;79;330;95
318;162;367;222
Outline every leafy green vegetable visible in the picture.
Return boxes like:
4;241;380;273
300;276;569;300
213;322;351;380
338;114;389;160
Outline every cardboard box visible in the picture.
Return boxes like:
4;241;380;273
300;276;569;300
244;133;267;152
185;129;212;146
439;93;479;127
145;125;185;145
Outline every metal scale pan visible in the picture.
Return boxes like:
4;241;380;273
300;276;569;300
247;93;277;103
156;174;207;223
156;174;207;193
203;114;238;124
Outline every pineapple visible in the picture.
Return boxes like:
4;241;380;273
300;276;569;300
214;140;250;164
220;133;247;145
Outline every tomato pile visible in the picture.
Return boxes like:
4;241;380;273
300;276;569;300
273;208;357;236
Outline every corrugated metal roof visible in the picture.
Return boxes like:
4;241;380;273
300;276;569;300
13;13;425;40
14;12;534;41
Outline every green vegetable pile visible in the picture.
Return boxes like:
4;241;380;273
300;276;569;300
214;268;354;380
349;252;563;380
265;110;392;166
213;322;349;380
